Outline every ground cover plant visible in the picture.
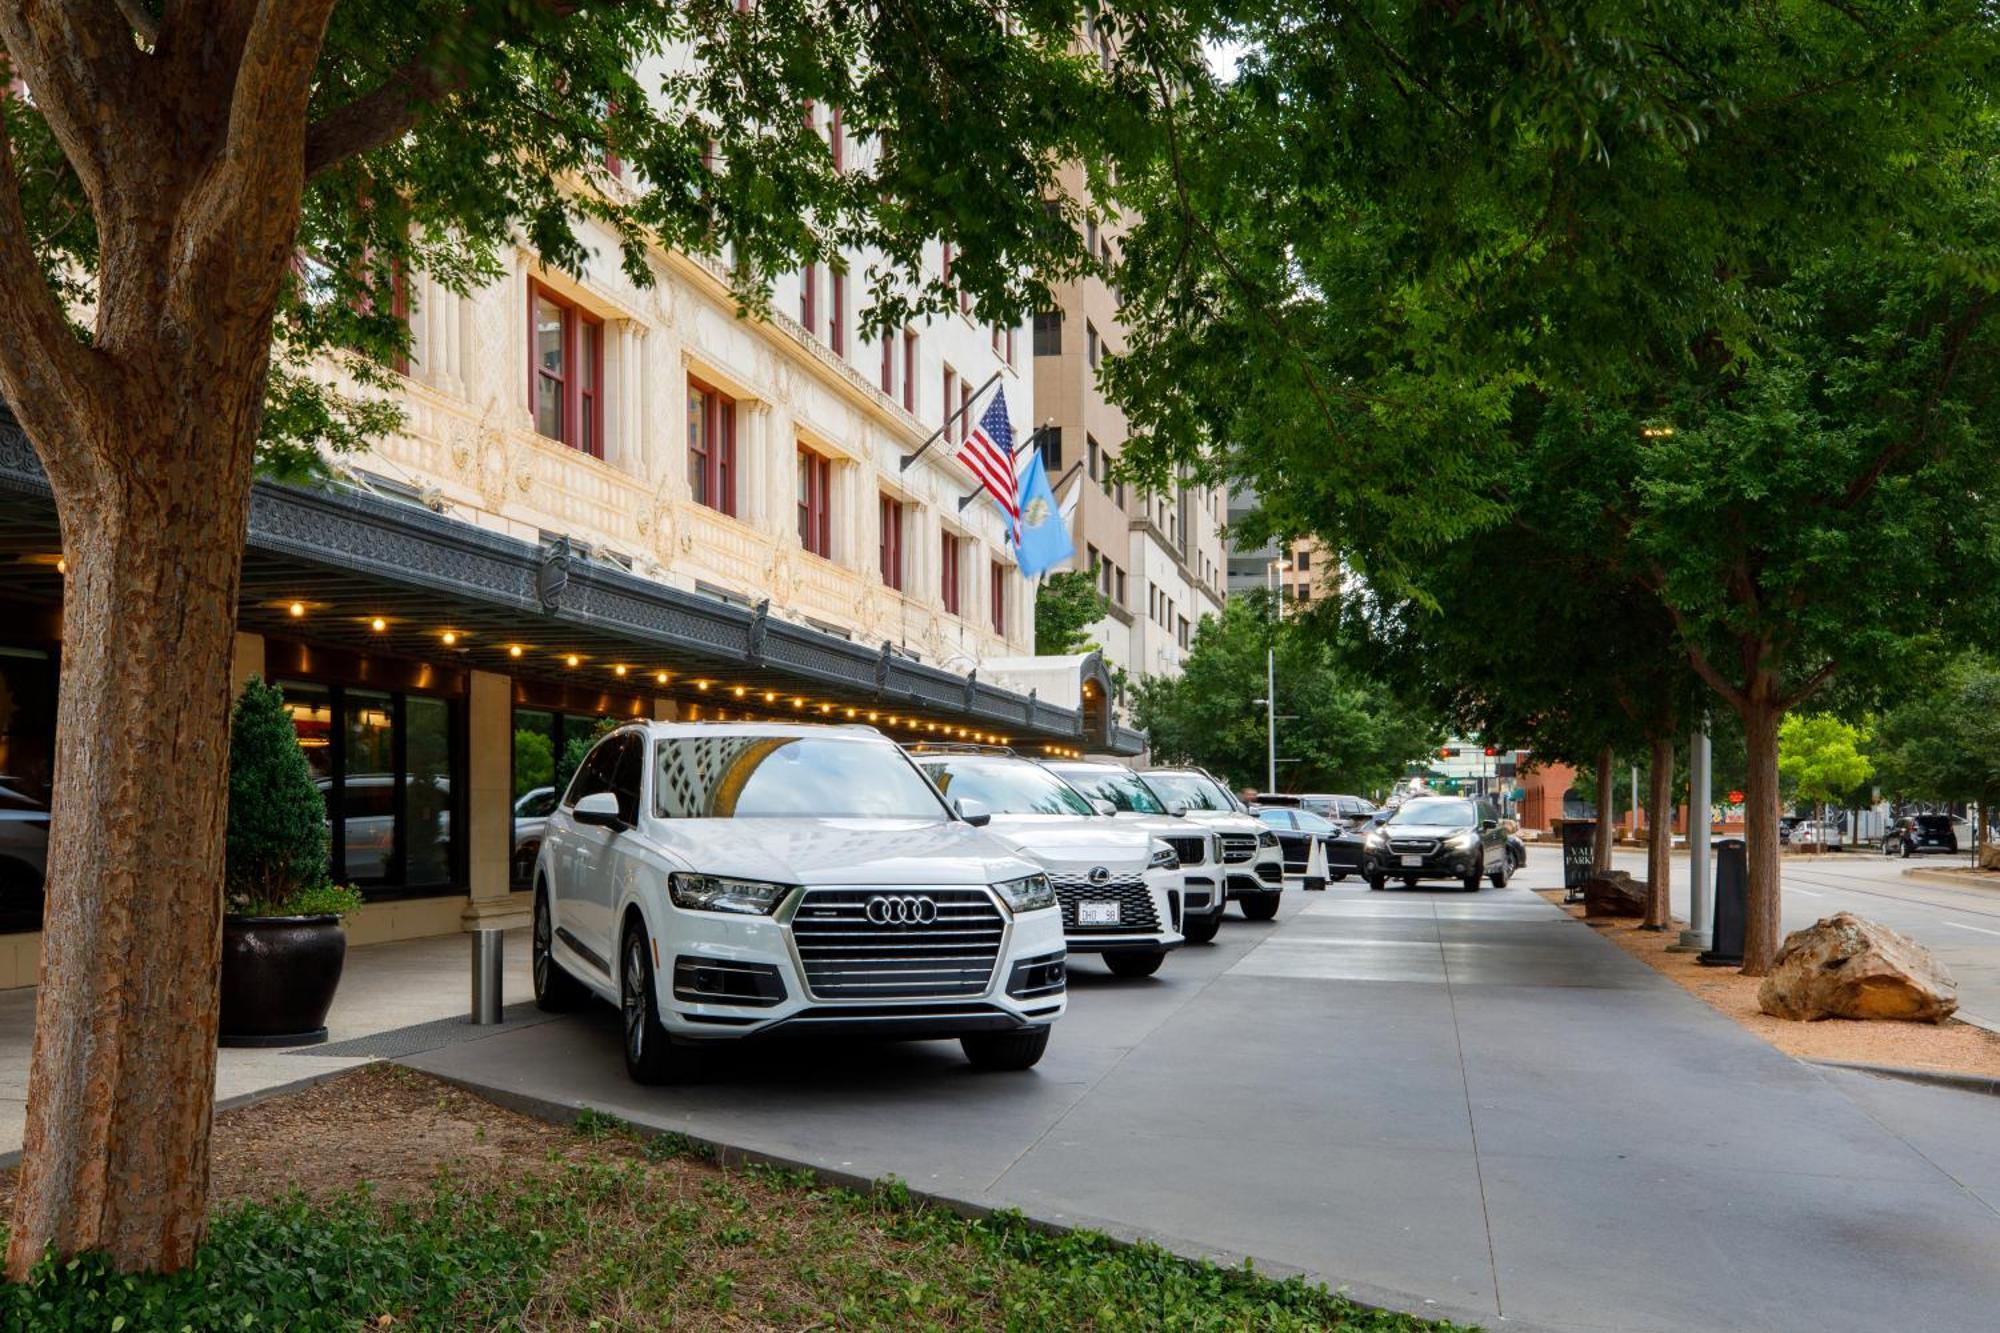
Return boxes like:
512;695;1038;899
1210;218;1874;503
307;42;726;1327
0;1067;1472;1331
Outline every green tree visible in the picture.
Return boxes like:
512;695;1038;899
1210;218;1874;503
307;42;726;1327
1777;715;1874;842
1108;2;2000;971
224;678;330;908
1132;593;1434;795
1034;569;1110;656
0;1;1204;1278
1875;656;2000;847
512;729;554;801
557;717;622;798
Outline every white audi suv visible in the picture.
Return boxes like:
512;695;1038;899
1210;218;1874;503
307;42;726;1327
1042;759;1226;945
532;723;1068;1083
910;749;1184;977
1139;768;1286;920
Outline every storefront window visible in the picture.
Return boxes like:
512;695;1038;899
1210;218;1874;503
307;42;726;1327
283;681;461;897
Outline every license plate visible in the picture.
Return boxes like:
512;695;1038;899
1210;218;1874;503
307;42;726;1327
1078;901;1120;926
1400;855;1424;867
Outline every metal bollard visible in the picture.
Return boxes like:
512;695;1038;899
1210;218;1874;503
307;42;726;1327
471;927;504;1024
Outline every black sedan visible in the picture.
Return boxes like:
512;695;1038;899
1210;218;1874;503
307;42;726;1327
1254;806;1366;879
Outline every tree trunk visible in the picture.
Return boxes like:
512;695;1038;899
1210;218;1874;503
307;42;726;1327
1593;745;1615;872
5;407;257;1277
1644;735;1674;930
1739;696;1785;975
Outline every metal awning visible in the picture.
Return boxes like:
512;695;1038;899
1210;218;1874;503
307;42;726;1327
0;417;1137;754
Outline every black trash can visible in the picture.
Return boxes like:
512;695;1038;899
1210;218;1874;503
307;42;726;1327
1698;837;1747;967
1560;819;1597;902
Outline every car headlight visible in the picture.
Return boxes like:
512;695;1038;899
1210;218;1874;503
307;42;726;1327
993;873;1056;912
667;872;790;915
1365;830;1387;849
1257;830;1278;848
1445;831;1478;850
1149;840;1180;870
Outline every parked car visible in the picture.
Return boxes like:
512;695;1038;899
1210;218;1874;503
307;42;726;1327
913;750;1184;976
0;779;49;929
512;785;558;886
1140;768;1286;920
1884;814;1959;857
1045;759;1228;945
1505;830;1527;874
1254;793;1376;827
1364;796;1511;891
533;723;1068;1082
1253;806;1366;880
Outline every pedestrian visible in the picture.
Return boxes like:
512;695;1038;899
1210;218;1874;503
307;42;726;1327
1239;785;1261;806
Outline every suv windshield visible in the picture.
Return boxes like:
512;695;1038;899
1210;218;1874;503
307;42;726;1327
1050;765;1167;814
653;735;946;819
918;757;1094;816
1143;771;1237;812
1390;798;1477;828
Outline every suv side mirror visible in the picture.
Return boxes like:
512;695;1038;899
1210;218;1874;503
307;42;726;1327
1165;799;1188;818
574;791;626;830
1480;818;1499;832
953;797;992;827
1091;797;1117;817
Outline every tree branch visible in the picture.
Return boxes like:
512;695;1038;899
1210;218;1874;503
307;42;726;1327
1779;660;1838;712
0;1;149;206
303;55;453;180
1650;565;1750;713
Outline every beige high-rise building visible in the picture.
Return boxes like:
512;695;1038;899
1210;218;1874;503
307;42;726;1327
1031;166;1227;701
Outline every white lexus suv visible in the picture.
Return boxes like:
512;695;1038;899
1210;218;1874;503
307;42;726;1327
532;723;1068;1083
1043;759;1226;946
910;748;1184;977
1140;768;1286;920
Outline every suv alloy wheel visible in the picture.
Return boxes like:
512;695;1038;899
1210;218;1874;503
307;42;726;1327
621;926;683;1085
533;887;589;1011
1488;855;1510;889
1461;857;1483;892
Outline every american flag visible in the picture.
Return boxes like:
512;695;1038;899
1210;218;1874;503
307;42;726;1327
953;386;1021;540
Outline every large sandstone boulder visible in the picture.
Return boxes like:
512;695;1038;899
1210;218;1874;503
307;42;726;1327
1757;913;1958;1023
1582;871;1648;918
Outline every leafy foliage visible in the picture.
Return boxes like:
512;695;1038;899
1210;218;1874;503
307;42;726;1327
1132;593;1435;794
1034;568;1110;656
224;678;332;910
1874;657;2000;808
513;728;555;800
555;717;623;800
1777;715;1873;809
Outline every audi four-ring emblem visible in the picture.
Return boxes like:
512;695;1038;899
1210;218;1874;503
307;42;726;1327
866;894;938;925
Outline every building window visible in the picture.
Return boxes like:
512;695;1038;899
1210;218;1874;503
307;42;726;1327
529;282;604;457
1086;216;1099;256
960;381;973;444
1086;321;1101;370
1296;547;1311;571
800;263;817;332
942;364;958;438
902;330;917;413
829;105;844;172
879;493;904;590
1033;311;1062;356
687;379;737;516
1087;435;1101;482
798;446;833;558
881;333;895;395
829;266;846;354
1039;427;1063;472
941;241;954;305
991;560;1007;635
1115;567;1127;606
941;531;962;615
1006;325;1016;366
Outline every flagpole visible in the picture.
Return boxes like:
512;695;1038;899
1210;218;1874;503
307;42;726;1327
898;369;1004;471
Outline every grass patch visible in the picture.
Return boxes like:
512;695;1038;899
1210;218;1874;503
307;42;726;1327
0;1079;1476;1331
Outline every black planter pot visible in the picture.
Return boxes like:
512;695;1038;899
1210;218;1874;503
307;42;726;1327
218;914;347;1048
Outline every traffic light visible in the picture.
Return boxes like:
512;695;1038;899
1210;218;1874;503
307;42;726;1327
1482;745;1498;757
1439;746;1460;759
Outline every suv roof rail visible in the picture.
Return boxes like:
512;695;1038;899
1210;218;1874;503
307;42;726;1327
902;741;1019;758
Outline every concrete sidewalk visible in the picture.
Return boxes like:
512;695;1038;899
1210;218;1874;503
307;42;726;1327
0;927;534;1156
400;877;2000;1333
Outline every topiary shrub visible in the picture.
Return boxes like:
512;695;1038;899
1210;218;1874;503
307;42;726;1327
225;677;354;917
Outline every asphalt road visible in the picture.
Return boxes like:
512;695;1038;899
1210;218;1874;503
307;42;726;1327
1622;847;2000;1030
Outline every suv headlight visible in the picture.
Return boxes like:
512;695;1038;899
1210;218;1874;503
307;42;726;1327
993;873;1055;912
667;872;790;915
1149;840;1180;870
1365;830;1387;849
1257;830;1278;849
1445;830;1478;850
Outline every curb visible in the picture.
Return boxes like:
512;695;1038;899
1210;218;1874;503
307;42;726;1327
413;1067;1515;1333
1900;867;2000;891
1810;1059;2000;1098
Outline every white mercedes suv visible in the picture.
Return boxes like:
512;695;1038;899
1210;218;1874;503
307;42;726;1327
532;723;1068;1083
910;748;1184;977
1140;768;1286;920
1043;759;1226;945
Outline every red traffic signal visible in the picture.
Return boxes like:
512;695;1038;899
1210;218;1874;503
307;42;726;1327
1727;789;1746;805
1439;746;1460;759
1483;746;1498;757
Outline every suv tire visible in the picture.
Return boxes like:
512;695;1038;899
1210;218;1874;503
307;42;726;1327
1488;856;1510;889
1461;858;1484;892
533;888;590;1012
1105;949;1167;978
1182;911;1221;945
962;1026;1051;1071
1367;872;1387;891
620;926;684;1085
1239;892;1281;921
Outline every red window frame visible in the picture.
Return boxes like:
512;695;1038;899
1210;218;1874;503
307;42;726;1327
902;331;917;413
686;377;738;516
798;447;833;558
527;280;605;458
959;382;972;444
830;105;844;173
942;364;957;438
879;493;904;591
990;560;1006;635
800;262;816;331
829;266;845;354
940;530;961;615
